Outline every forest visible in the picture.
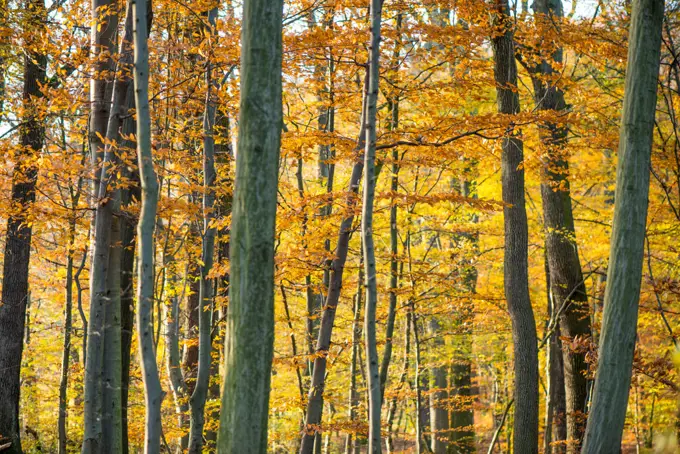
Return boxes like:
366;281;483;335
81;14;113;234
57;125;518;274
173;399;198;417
0;0;678;452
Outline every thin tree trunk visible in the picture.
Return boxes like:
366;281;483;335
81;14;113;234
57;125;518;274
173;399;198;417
0;0;47;450
378;12;402;403
362;0;384;452
490;2;539;453
412;303;428;454
345;255;363;454
187;7;218;453
386;311;411;454
183;260;201;395
581;0;664;451
217;0;284;451
449;177;476;454
58;213;78;454
165;258;189;450
529;3;591;450
120;102;140;454
133;0;164;449
300;72;369;454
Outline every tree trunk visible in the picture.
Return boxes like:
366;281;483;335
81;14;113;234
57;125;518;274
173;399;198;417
120;100;140;454
89;0;118;199
133;0;164;449
58;214;78;454
82;4;133;449
362;1;384;452
300;72;369;454
187;7;218;453
529;2;592;450
386;311;411;454
345;264;363;454
165;257;189;450
412;303;427;454
428;320;449;454
0;0;46;451
449;177;476;454
581;0;664;452
491;1;539;453
217;0;283;451
183;261;201;395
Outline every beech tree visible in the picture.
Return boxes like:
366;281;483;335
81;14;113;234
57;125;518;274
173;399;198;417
361;0;383;452
582;0;665;452
491;0;539;452
218;0;284;451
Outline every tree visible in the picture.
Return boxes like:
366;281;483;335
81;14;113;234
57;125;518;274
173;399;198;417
527;1;592;449
0;0;47;451
217;0;284;451
187;7;219;453
581;0;665;452
491;0;539;452
362;0;384;452
132;0;164;450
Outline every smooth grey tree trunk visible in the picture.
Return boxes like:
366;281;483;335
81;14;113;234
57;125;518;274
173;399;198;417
362;1;384;451
0;0;46;451
581;0;664;452
217;0;283;451
491;1;539;453
132;0;164;450
82;5;132;450
89;0;118;200
529;2;592;450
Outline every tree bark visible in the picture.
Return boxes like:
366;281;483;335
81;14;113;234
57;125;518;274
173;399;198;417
82;4;133;450
0;0;47;451
300;73;369;454
187;7;218;453
133;0;164;450
164;257;189;450
362;0;384;451
428;319;449;454
217;0;283;451
491;1;539;453
120;100;140;454
379;12;402;404
59;204;82;454
345;263;363;454
581;0;664;452
449;177;476;454
529;2;592;450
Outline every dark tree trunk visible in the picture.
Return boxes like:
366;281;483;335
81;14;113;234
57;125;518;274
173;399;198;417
529;2;592;450
0;0;47;451
300;74;369;454
491;1;539;453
